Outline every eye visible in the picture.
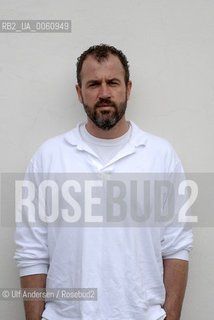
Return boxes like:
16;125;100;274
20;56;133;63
88;82;99;87
109;81;119;86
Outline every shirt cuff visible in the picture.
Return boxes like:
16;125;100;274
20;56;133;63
163;249;189;261
19;264;49;277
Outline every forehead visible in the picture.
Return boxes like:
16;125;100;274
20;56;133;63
80;54;125;83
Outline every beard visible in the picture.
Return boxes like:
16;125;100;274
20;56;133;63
82;96;128;130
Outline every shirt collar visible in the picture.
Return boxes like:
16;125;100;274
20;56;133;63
64;121;147;150
128;121;148;148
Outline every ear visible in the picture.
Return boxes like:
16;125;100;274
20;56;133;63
126;80;132;100
75;84;83;103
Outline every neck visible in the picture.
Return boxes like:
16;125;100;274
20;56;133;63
85;116;129;139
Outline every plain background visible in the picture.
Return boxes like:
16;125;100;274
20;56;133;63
0;0;214;318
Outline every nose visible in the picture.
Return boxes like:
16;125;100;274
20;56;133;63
98;83;111;100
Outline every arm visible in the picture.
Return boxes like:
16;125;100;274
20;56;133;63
21;274;47;320
163;259;188;320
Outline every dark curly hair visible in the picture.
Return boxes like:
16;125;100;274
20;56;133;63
76;44;130;87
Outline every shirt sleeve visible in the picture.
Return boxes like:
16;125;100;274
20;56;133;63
163;249;190;261
14;158;49;277
160;161;193;260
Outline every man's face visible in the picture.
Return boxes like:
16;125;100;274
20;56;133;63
76;54;132;130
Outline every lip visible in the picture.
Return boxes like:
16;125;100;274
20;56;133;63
97;105;114;108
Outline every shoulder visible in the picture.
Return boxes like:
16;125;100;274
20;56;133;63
142;130;175;154
28;126;79;171
35;131;70;155
131;121;175;151
130;121;183;172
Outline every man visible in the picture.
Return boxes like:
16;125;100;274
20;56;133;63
14;44;193;320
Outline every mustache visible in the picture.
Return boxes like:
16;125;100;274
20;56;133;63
95;98;116;108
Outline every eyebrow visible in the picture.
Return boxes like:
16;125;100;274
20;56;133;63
86;78;121;85
107;78;121;83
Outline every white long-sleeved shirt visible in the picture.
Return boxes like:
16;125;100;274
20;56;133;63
14;121;193;320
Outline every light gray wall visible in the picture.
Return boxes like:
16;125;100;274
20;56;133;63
0;0;213;318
